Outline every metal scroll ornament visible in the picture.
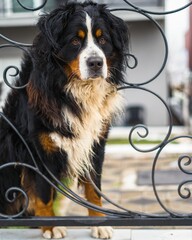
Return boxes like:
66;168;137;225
0;0;192;221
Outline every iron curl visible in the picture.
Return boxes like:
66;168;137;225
3;66;28;90
0;44;32;89
178;155;192;175
118;86;172;152
0;186;29;219
16;0;48;11
125;53;138;70
178;181;192;200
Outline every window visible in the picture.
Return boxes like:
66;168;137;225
43;0;64;12
0;1;5;16
1;0;65;17
1;0;36;16
12;0;34;13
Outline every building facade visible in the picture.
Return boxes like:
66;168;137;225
0;0;166;126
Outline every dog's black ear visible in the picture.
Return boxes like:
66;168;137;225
37;7;71;51
100;6;129;53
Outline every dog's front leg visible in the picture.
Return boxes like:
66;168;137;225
33;195;67;239
84;180;114;239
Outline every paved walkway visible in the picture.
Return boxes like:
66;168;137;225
66;127;192;215
1;229;192;240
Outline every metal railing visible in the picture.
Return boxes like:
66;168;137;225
0;0;192;228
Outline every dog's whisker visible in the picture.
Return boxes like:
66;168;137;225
68;71;79;82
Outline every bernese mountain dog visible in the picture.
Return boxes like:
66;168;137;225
0;1;129;239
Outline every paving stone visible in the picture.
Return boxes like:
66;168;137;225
128;197;157;206
137;169;192;186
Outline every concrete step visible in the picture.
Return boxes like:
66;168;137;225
0;229;192;240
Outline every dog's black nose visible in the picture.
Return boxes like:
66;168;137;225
87;57;103;72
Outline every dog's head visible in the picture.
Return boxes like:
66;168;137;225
35;1;129;85
27;1;129;124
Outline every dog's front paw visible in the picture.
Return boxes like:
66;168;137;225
91;227;114;239
43;227;67;239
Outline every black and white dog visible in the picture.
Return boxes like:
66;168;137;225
0;1;129;238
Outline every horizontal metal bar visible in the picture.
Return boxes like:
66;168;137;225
0;216;192;227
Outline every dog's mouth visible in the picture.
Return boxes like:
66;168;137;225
89;73;104;79
82;71;106;81
83;76;105;81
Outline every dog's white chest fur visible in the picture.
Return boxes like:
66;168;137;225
50;79;122;177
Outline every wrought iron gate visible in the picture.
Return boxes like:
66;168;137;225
0;0;192;228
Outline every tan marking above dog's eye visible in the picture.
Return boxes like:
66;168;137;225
96;29;102;38
78;30;86;39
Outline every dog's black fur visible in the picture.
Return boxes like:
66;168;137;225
0;0;128;233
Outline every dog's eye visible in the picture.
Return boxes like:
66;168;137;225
71;38;81;46
99;37;106;45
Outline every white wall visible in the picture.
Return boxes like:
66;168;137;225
121;20;167;126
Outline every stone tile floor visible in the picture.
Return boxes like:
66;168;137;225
66;142;192;216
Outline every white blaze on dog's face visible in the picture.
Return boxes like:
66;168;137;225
79;14;108;80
